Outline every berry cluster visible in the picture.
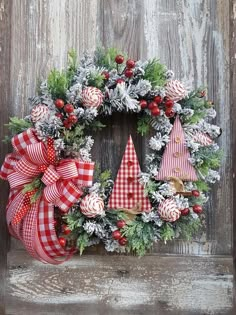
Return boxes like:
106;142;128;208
112;219;127;246
139;96;175;117
180;190;202;216
54;99;78;129
115;54;136;80
54;217;72;247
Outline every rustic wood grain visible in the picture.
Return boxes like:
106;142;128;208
0;0;12;314
6;251;234;315
230;0;236;290
10;0;98;115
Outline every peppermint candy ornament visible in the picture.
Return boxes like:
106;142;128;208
158;198;181;222
31;104;49;123
191;131;213;146
165;80;187;102
82;87;103;108
80;193;105;218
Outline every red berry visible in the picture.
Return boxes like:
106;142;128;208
140;99;148;109
119;237;128;246
151;107;161;116
55;113;63;119
165;99;174;108
117;220;126;229
148;101;158;110
102;71;110;80
53;219;58;226
115;55;124;64
63;119;72;129
63;225;72;235
55;99;65;109
112;230;122;240
181;208;190;216
58;237;66;247
193;205;203;214
126;59;135;68
116;78;125;84
165;108;175;118
192;190;200;197
154;95;162;104
68;114;78;124
64;103;74;113
124;69;133;78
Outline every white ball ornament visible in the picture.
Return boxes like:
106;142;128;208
80;193;105;218
82;87;103;108
31;104;49;123
165;80;187;102
158;198;181;222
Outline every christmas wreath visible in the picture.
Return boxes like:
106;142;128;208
0;48;222;264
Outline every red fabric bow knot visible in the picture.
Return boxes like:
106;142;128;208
0;128;94;264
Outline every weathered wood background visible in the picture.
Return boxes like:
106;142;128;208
0;0;235;314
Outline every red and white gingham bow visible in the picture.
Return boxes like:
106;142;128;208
0;128;94;264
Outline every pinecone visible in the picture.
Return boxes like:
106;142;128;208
165;80;187;102
82;87;103;108
158;198;181;222
31;104;49;123
80;193;105;218
192;131;213;146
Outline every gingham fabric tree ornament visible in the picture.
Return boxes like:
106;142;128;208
108;135;152;213
156;115;198;181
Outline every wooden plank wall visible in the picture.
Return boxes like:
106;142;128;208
231;0;236;303
0;0;234;314
0;0;11;314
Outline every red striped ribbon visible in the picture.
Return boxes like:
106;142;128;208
0;128;94;264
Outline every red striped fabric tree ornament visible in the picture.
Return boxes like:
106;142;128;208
156;115;198;181
108;135;152;213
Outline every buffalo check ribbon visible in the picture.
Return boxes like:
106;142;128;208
0;128;94;264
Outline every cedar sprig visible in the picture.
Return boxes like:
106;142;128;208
143;58;167;87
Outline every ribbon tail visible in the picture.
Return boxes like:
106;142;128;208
36;198;74;264
22;201;46;262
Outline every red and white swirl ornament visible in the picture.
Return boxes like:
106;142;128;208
80;193;105;218
158;198;181;222
165;80;187;102
31;104;49;123
82;87;104;108
191;131;213;146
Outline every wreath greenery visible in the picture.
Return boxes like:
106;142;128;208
2;47;222;259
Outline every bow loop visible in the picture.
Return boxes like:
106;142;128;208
43;182;62;203
11;128;38;155
41;165;61;186
15;156;41;177
57;160;79;180
26;142;48;165
7;171;32;189
73;160;94;187
0;153;20;180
